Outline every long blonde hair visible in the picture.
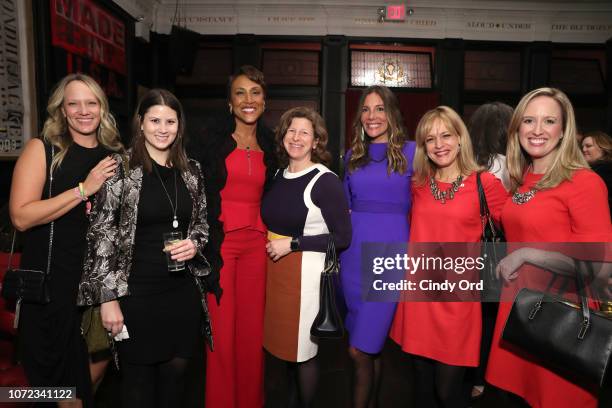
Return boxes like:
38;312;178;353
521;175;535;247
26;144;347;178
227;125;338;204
413;106;480;185
506;87;587;193
347;86;408;175
41;73;123;172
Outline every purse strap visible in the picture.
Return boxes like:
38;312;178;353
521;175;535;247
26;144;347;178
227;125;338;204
7;144;55;276
46;145;55;277
476;172;490;219
574;259;592;339
323;235;338;274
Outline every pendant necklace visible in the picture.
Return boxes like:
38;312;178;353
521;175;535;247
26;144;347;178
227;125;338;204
152;163;179;229
430;175;463;204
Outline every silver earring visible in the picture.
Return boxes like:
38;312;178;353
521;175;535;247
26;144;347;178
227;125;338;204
360;127;365;142
229;105;233;114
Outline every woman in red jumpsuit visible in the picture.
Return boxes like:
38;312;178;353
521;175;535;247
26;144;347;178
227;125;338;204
486;88;611;408
191;66;277;408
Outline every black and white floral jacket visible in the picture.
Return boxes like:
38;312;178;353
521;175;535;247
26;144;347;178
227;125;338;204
77;153;213;349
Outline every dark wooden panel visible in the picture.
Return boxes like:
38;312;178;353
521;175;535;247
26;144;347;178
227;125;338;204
550;58;605;95
262;50;320;86
261;98;320;130
176;48;232;86
574;106;607;133
464;50;521;92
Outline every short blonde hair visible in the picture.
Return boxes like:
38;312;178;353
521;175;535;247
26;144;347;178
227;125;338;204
413;106;480;185
506;87;587;193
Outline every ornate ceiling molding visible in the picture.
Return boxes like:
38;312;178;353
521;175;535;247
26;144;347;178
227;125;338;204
114;1;612;43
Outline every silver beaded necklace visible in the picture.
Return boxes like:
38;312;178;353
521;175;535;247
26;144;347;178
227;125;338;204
429;175;463;204
512;189;537;205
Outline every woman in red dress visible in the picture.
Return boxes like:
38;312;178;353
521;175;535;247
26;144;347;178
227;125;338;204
190;66;277;408
390;106;507;407
485;88;611;408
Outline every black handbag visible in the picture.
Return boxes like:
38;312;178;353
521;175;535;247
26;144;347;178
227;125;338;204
1;145;55;326
476;172;506;301
502;260;612;387
310;237;344;339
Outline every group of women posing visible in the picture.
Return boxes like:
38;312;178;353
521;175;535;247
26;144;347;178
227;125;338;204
9;65;611;408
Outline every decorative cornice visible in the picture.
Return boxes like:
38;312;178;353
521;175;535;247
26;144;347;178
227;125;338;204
114;1;612;43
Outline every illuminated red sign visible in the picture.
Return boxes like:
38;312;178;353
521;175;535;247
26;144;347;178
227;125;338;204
386;5;406;21
50;0;126;75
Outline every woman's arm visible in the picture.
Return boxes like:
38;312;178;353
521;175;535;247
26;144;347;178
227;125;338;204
80;154;126;305
266;172;352;261
497;247;612;297
481;171;508;226
10;139;117;230
301;172;352;252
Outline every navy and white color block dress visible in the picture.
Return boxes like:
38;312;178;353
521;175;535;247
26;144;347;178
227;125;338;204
261;164;351;362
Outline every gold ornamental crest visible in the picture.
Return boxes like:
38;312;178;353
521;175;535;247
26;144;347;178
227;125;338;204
377;58;405;84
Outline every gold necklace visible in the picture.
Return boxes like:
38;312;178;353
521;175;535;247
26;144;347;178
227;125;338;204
429;175;463;204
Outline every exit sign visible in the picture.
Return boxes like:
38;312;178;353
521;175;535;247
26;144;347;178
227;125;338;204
385;5;406;21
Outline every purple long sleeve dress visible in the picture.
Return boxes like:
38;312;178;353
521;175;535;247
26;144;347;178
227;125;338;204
340;141;415;354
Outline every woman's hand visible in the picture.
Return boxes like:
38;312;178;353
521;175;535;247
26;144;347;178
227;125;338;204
266;238;292;262
100;300;124;337
496;248;528;283
82;156;118;197
166;239;198;262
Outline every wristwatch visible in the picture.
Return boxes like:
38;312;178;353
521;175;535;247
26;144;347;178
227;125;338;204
290;237;300;252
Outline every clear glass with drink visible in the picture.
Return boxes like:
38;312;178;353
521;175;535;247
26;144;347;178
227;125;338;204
163;231;185;272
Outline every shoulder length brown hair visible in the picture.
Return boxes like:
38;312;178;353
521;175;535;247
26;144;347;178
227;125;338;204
130;89;189;173
42;73;123;172
413;106;480;185
348;85;408;175
506;87;587;193
275;107;331;168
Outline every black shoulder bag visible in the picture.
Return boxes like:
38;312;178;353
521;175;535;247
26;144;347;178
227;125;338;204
477;172;506;301
310;236;344;339
502;260;612;387
1;145;55;327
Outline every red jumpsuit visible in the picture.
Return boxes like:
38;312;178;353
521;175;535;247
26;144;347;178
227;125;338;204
206;148;267;408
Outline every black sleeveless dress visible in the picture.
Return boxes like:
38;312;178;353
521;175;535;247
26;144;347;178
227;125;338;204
18;141;109;405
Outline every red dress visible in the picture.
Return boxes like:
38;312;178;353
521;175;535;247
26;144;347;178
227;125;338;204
390;172;507;366
486;169;612;408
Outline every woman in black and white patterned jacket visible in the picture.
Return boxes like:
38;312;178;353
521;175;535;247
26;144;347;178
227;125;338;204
78;88;212;408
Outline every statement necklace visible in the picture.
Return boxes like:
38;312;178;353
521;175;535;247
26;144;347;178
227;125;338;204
152;163;179;229
429;175;463;204
512;189;537;205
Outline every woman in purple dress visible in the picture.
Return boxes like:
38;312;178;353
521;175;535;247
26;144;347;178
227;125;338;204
340;85;415;407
